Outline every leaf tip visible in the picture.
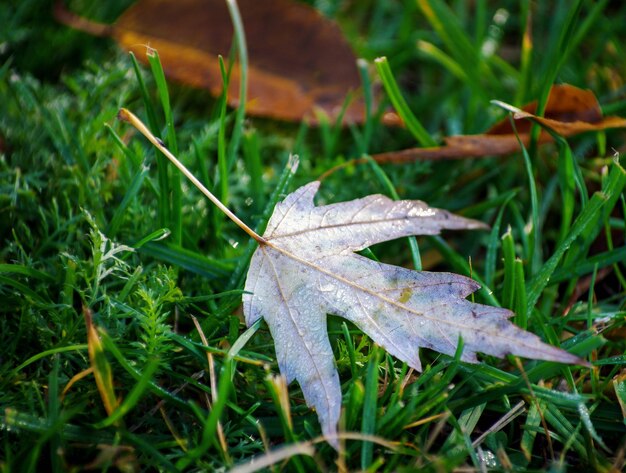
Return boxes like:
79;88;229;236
555;352;591;369
117;108;131;123
444;212;490;232
327;437;339;450
491;99;523;115
534;348;591;368
467;219;490;231
287;154;300;173
357;58;369;68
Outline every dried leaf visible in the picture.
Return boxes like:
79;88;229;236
243;182;585;447
55;0;373;124
372;84;626;163
492;99;626;137
83;306;119;417
116;107;588;449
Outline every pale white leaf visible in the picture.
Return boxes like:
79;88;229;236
243;181;584;448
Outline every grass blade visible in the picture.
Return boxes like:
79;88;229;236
528;162;626;316
226;0;248;167
361;346;380;469
374;57;436;147
147;48;182;245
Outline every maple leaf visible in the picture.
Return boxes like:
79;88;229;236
243;181;584;447
117;108;585;450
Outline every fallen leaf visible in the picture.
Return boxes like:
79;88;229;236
488;84;605;134
492;98;626;137
371;84;626;163
116;107;587;448
55;0;379;124
242;181;585;447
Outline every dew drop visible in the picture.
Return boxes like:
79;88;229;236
478;449;498;468
319;282;336;292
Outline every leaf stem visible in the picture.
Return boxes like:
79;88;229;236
117;108;266;244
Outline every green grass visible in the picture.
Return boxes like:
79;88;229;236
2;0;626;471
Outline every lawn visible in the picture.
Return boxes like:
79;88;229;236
1;0;626;471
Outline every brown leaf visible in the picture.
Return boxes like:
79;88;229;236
487;84;604;135
372;85;626;164
55;0;377;124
